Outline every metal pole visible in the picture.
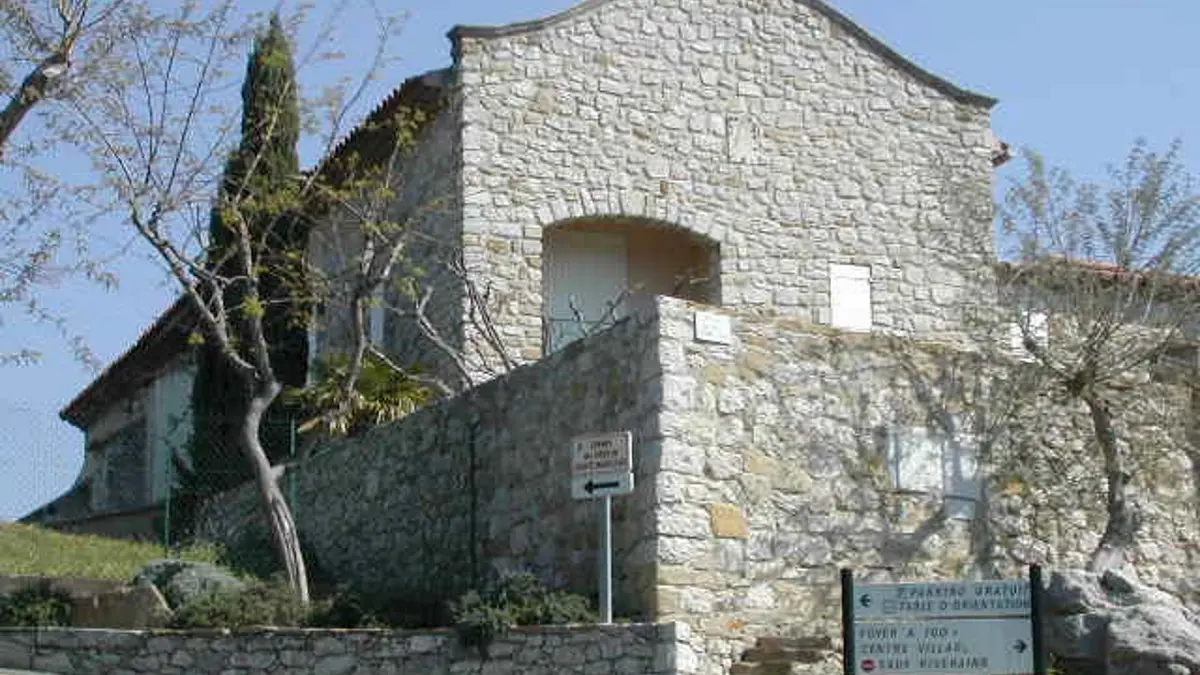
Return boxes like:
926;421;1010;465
162;462;172;555
841;568;855;675
599;495;613;624
1030;564;1047;675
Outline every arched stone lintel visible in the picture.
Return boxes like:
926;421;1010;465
532;187;723;246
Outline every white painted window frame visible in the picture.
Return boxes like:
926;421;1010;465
829;263;873;332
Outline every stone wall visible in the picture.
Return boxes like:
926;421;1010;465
200;296;1197;675
647;298;1198;674
0;624;694;675
199;305;665;614
451;0;999;367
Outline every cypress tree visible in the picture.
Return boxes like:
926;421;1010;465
184;15;308;515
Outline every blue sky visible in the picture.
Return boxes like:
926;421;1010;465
1;0;1197;521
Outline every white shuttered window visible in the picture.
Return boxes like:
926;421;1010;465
829;263;872;331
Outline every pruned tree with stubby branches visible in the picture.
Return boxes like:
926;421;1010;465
999;139;1200;573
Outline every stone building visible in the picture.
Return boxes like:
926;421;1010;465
308;0;1011;389
25;298;197;538
34;1;1199;673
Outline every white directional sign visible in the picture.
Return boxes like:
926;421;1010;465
854;618;1033;675
570;431;634;500
855;579;1031;620
571;471;635;500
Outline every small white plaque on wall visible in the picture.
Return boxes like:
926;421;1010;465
694;310;733;345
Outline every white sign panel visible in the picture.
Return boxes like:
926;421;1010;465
854;618;1033;675
694;310;733;344
855;580;1030;620
571;472;634;500
571;432;632;476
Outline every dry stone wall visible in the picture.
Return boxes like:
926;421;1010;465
452;0;999;368
0;624;694;675
199;306;665;614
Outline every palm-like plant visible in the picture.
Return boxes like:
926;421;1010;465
288;352;432;437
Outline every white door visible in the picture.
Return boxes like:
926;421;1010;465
544;229;629;352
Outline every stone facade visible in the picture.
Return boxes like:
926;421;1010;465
200;297;1198;675
448;0;999;373
0;624;694;675
647;299;1196;674
28;297;197;537
312;0;1002;387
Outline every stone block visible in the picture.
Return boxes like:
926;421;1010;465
709;504;749;539
70;583;173;629
0;637;32;669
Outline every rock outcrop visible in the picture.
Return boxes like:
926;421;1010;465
132;559;243;610
1045;569;1200;675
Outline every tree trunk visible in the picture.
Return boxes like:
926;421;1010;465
1085;391;1139;573
243;384;309;603
1188;383;1200;521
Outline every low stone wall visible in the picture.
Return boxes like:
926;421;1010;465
0;623;693;675
0;575;123;600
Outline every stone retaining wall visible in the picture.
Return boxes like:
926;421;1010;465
0;623;693;675
198;305;665;614
648;298;1197;674
198;296;1197;675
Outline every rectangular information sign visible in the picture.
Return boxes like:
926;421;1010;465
853;618;1033;675
841;568;1045;675
854;579;1031;620
571;432;632;476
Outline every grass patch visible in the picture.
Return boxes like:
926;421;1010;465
0;523;219;580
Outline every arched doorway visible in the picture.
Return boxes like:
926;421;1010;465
542;218;720;352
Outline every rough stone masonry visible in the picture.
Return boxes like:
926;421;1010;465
0;624;694;675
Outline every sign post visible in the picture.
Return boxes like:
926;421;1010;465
841;567;1046;675
571;431;634;624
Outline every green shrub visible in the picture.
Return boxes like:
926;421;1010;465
0;581;73;627
170;579;306;629
307;589;383;628
449;571;595;653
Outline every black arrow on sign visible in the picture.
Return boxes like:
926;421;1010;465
859;594;872;608
585;479;620;494
1013;640;1028;654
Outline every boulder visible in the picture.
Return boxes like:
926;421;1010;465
69;582;172;629
132;559;244;610
1044;569;1200;675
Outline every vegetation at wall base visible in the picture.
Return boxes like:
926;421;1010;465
170;579;382;629
0;523;219;580
449;571;595;654
0;580;73;627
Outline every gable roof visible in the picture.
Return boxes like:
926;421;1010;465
449;0;996;108
312;68;452;190
59;297;198;430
